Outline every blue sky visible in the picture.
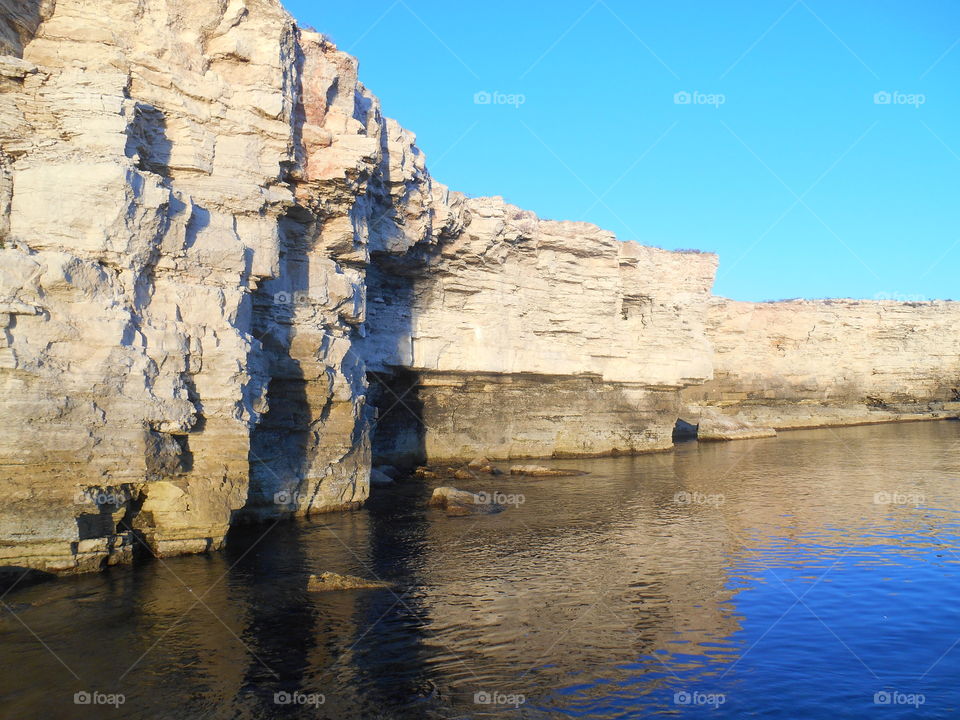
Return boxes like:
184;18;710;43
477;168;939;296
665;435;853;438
283;0;960;301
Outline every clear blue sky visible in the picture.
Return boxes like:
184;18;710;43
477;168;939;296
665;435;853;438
283;0;959;301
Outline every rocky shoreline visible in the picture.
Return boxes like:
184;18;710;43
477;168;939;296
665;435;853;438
0;0;957;578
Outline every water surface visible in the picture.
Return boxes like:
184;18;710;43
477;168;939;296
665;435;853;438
2;421;960;718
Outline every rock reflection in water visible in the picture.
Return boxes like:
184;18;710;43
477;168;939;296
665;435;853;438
0;421;958;719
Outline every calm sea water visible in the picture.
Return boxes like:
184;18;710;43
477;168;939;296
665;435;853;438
2;421;960;719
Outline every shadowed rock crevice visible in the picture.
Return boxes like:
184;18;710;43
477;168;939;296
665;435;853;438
124;103;172;177
0;0;53;57
244;208;315;521
367;367;426;468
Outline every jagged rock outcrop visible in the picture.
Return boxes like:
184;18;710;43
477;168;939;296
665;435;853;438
682;298;960;433
0;0;956;578
0;0;448;574
1;0;311;573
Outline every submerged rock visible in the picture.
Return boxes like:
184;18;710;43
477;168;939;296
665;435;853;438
307;572;391;592
467;456;490;469
428;487;505;516
695;410;777;441
509;465;586;477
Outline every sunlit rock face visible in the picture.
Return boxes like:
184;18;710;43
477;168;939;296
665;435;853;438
0;0;957;578
681;298;960;434
0;0;385;574
358;201;719;463
0;0;491;574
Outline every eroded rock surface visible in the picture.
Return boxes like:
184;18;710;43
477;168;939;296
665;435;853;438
427;486;504;516
0;0;442;572
360;234;718;464
0;0;957;577
682;299;960;432
1;0;311;572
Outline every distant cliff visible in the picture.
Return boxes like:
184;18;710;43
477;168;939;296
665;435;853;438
0;0;956;578
682;299;960;435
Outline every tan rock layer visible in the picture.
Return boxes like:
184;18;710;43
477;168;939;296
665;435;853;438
682;298;960;434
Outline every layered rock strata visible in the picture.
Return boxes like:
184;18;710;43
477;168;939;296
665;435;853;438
0;0;444;574
682;298;960;437
0;0;957;578
359;212;718;464
2;0;308;573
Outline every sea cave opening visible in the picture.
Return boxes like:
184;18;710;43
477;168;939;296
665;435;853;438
672;418;699;443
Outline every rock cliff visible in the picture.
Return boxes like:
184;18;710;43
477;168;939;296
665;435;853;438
682;298;960;435
0;0;411;573
0;0;956;577
357;203;718;463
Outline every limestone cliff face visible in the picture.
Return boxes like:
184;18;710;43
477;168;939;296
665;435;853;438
0;0;448;573
365;203;716;385
0;0;956;578
358;204;718;461
682;298;960;434
1;0;306;572
0;0;719;574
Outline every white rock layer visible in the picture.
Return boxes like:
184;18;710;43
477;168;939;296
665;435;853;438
682;299;960;436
